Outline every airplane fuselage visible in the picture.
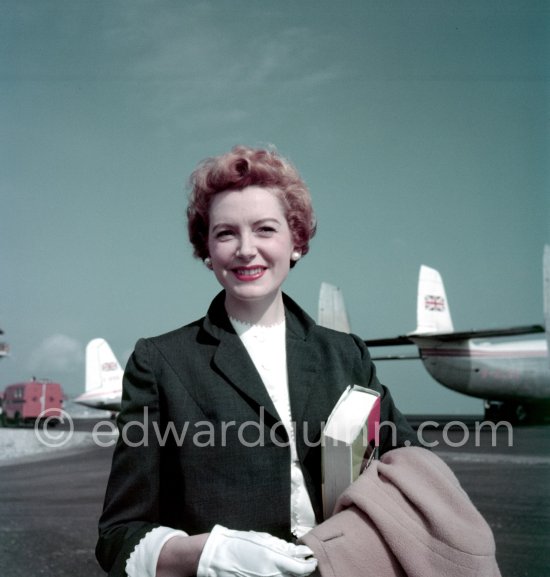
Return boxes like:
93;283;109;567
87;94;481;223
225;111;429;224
73;387;122;412
412;337;550;402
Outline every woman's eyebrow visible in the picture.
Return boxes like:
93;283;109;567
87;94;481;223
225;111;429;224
211;217;282;231
253;218;282;226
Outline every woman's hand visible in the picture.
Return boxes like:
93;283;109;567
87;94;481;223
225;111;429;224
197;525;318;577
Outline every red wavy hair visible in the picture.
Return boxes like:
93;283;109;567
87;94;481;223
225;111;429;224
187;145;317;266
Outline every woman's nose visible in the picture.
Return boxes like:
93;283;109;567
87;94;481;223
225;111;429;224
236;233;257;259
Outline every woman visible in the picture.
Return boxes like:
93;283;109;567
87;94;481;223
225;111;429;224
96;145;419;577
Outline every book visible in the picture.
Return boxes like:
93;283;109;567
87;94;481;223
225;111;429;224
321;385;381;519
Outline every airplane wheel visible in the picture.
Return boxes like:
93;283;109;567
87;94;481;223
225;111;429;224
484;401;504;422
484;401;522;424
486;400;550;425
515;404;528;423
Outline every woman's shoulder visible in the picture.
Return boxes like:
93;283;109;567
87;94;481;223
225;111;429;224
283;291;367;354
141;316;207;349
309;323;368;355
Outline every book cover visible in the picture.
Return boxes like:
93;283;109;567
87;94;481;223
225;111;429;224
321;385;381;519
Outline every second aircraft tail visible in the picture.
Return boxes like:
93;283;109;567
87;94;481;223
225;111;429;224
411;265;454;335
85;338;124;393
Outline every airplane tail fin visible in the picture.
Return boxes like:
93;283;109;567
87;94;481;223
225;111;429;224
318;282;351;333
411;265;454;335
85;338;123;392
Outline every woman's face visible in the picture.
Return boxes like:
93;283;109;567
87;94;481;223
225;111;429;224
207;186;295;315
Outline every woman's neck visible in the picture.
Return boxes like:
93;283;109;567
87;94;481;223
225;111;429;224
224;291;285;327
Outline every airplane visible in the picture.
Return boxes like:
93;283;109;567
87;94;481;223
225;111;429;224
319;246;550;423
77;248;550;423
73;338;123;412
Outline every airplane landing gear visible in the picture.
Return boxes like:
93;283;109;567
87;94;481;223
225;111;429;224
484;400;550;424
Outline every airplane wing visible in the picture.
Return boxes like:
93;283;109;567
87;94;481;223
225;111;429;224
321;247;549;365
365;336;415;347
366;259;545;348
365;324;545;347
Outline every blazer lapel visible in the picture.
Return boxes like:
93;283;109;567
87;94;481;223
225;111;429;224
212;331;280;423
286;330;321;427
201;290;321;428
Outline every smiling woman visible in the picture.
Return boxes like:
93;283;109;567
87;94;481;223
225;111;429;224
95;145;470;577
206;186;297;326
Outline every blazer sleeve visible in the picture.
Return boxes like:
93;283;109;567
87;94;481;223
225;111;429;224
96;338;165;576
350;333;419;455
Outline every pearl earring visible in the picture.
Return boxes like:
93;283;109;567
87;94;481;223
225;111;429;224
291;251;302;261
204;257;213;269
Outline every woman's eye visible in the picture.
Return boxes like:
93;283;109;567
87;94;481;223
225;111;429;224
216;230;234;239
257;226;276;235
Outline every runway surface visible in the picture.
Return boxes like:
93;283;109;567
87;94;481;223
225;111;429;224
0;416;548;577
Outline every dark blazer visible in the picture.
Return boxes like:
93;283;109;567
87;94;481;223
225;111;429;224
96;291;418;575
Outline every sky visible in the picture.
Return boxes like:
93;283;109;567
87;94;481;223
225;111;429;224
1;0;549;414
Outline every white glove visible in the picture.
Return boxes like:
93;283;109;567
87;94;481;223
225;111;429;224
196;524;318;577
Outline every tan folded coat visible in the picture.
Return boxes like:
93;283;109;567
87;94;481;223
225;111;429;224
300;447;501;577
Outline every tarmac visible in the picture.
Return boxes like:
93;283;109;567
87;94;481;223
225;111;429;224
0;415;548;577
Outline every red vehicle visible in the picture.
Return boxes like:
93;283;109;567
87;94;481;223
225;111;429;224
1;379;64;426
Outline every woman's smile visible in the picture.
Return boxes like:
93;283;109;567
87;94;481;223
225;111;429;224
231;265;268;281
